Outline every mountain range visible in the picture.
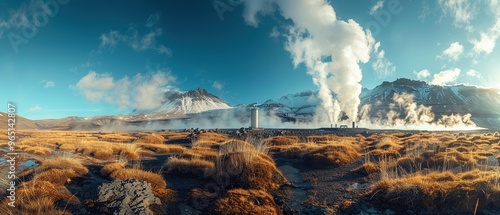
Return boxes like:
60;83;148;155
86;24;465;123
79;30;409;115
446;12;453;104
9;78;500;130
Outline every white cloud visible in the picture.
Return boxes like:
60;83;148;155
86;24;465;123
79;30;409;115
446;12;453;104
0;0;54;39
74;70;176;110
146;13;160;27
371;42;396;78
29;105;42;112
75;71;115;101
470;19;500;55
270;26;280;38
99;15;171;56
437;0;476;29
242;0;275;27
42;80;55;88
418;0;430;23
212;81;224;90
439;42;464;61
430;68;461;86
69;62;95;74
370;0;384;15
415;69;431;79
466;69;481;78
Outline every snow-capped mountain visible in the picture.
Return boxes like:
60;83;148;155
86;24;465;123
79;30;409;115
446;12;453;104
137;88;231;117
254;78;500;128
30;79;500;130
360;78;500;116
258;90;321;119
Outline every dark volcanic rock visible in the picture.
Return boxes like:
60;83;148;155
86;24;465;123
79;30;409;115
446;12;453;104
97;178;161;215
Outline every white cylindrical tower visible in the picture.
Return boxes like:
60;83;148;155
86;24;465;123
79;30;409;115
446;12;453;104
251;107;259;129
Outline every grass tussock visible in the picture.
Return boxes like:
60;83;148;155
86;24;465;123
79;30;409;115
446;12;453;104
207;139;287;190
135;133;165;144
264;136;299;146
100;162;126;177
181;146;219;162
213;152;286;190
0;180;73;215
139;143;186;154
34;169;80;185
24;146;52;155
304;142;361;166
351;162;381;176
58;140;140;160
195;132;228;143
109;168;167;189
369;170;500;213
157;131;191;143
37;157;89;176
272;140;361;166
97;132;137;143
165;157;215;178
213;189;282;215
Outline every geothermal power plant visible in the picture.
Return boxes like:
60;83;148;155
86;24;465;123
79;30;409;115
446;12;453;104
248;106;360;131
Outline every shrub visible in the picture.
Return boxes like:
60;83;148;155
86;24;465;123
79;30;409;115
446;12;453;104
213;189;282;215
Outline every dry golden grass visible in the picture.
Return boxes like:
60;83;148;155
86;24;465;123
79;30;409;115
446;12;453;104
109;168;167;189
213;189;281;215
306;134;339;143
34;169;78;185
264;136;299;146
135;133;165;144
369;149;401;159
192;138;287;190
272;139;361;167
213;152;287;190
351;162;381;176
303;142;361;166
24;146;52;155
100;162;126;177
0;180;73;215
36;157;89;176
195;132;228;143
374;136;403;151
97;132;137;143
59;140;140;160
181;146;219;161
138;143;186;154
218;139;257;153
165;157;214;178
157;131;191;142
369;170;500;213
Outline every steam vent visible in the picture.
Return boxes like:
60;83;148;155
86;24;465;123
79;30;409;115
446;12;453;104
251;107;259;129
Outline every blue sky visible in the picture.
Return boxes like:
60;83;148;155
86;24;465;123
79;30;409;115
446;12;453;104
1;0;499;120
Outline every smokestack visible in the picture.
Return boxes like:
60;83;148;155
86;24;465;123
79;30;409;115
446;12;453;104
251;107;259;129
352;121;355;129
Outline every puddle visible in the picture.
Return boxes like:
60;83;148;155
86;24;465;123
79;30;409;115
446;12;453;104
18;159;39;172
21;160;39;168
278;165;310;212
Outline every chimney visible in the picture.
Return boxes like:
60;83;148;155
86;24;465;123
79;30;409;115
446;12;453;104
251;107;259;129
352;121;355;129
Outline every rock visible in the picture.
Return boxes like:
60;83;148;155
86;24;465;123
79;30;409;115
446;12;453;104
178;203;202;215
383;209;396;215
97;178;161;215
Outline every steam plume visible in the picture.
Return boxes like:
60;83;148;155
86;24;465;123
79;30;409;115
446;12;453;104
358;93;477;130
243;0;374;124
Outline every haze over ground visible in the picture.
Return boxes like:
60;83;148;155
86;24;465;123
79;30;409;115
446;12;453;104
1;0;499;120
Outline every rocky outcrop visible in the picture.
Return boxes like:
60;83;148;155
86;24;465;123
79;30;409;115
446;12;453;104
97;178;161;215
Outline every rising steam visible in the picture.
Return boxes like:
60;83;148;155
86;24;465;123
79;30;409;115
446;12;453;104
243;0;375;124
358;93;477;130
